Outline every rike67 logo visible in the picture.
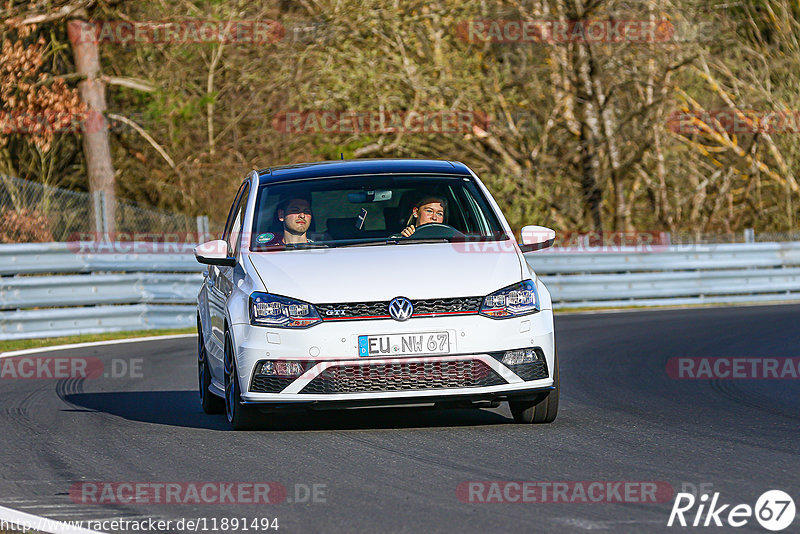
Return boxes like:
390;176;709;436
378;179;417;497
668;490;795;531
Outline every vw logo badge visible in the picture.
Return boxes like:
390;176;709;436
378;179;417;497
388;297;413;321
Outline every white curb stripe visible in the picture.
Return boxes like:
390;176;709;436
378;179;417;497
0;504;107;534
0;334;196;358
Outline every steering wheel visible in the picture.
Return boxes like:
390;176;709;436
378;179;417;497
406;222;464;239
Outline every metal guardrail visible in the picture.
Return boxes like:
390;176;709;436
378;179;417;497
1;241;800;340
1;304;196;340
527;241;800;308
0;273;202;309
538;269;800;308
0;242;200;275
525;242;800;274
0;242;203;340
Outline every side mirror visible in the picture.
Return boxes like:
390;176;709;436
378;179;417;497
195;239;236;266
519;225;556;252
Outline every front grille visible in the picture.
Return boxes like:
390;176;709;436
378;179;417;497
413;297;483;315
317;296;483;321
317;301;387;319
250;376;296;393
299;359;506;394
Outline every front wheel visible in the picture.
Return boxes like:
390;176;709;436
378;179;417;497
198;319;224;414
509;350;559;424
224;332;260;430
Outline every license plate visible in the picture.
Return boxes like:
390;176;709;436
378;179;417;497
358;332;451;357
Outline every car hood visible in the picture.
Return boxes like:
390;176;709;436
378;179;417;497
246;242;524;303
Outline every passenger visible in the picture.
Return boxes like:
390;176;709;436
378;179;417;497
256;196;314;246
400;196;447;237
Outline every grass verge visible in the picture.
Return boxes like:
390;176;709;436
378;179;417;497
0;327;195;354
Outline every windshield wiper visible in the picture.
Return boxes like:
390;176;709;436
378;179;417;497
396;238;451;245
253;242;331;251
332;237;453;248
287;242;330;249
330;239;401;248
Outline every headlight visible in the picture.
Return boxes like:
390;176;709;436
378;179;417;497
250;292;322;328
480;280;539;319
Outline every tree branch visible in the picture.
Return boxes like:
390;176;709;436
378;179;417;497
107;113;177;170
103;76;156;93
7;1;94;25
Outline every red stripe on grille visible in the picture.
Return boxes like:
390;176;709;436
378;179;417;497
321;310;478;321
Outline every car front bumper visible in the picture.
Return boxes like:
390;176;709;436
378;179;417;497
230;312;555;406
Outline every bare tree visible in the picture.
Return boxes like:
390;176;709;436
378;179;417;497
68;19;115;233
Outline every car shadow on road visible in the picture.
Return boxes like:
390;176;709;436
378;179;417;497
62;390;231;431
62;390;513;431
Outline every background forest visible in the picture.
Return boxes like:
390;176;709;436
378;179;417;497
2;0;800;237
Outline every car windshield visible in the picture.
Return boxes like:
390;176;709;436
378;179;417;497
250;174;508;251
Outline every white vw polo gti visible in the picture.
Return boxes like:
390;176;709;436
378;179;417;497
195;159;559;429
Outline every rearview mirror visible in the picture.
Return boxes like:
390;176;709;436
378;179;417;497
519;225;556;252
194;239;236;266
347;190;393;203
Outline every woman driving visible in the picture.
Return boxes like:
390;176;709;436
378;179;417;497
400;196;448;237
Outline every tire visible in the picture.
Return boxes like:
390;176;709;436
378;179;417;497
224;331;260;430
197;319;224;414
509;349;559;424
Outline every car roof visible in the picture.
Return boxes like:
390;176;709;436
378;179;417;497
256;159;471;184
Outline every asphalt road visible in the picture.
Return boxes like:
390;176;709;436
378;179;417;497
0;304;798;533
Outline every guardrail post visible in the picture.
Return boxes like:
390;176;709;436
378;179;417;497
196;215;210;243
744;228;755;243
93;190;104;236
92;190;111;239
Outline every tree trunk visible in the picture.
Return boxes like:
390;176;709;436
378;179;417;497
573;41;604;231
67;19;116;235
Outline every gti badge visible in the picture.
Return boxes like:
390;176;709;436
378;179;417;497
388;297;413;321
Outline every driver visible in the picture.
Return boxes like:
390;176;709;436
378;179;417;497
256;196;314;246
400;196;447;237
